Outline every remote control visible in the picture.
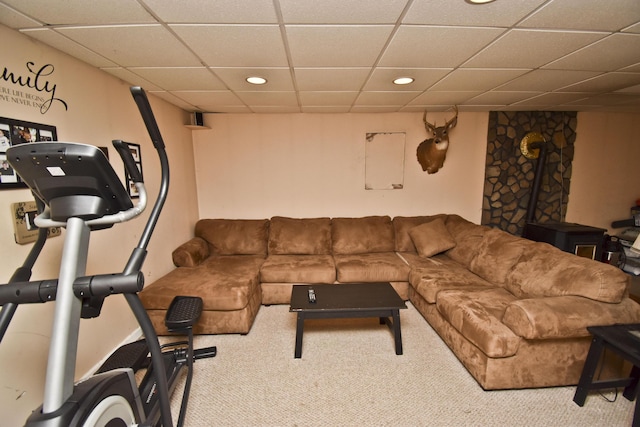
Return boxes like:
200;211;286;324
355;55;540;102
308;288;316;303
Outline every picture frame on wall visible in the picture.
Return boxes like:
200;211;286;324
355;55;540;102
124;142;143;198
0;117;57;189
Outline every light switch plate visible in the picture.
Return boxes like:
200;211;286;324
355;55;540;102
11;201;61;245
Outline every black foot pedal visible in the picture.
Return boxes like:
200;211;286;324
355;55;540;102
165;296;203;331
95;339;149;374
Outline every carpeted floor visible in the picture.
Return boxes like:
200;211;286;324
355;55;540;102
170;303;635;426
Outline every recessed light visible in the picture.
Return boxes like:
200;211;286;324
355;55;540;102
465;0;496;4
246;76;267;85
393;77;414;85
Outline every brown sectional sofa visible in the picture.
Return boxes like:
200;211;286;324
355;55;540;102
139;214;640;390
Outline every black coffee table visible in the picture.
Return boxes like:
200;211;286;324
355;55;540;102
573;323;640;426
289;282;407;359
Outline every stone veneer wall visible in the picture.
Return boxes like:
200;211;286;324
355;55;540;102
481;111;578;235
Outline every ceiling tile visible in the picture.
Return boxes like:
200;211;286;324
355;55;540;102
301;106;351;113
363;68;451;91
617;83;640;94
286;25;394;67
511;92;593;108
212;68;294;91
143;0;278;23
464;29;607;69
0;4;42;28
172;24;288;67
519;0;640;32
404;0;547;27
354;91;421;106
408;91;481;106
544;33;640;72
350;105;405;113
170;90;246;111
234;91;299;107
299;92;359;105
56;25;201;67
294;68;371;91
430;69;530;92
379;26;504;68
1;0;155;25
128;67;227;90
250;106;302;113
101;67;164;91
278;0;409;24
148;90;198;111
20;28;119;67
464;91;543;106
496;69;602;92
558;72;640;93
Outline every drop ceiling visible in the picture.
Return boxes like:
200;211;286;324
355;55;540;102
1;0;639;113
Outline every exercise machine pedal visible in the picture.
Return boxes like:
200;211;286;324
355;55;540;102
95;339;149;374
165;296;203;331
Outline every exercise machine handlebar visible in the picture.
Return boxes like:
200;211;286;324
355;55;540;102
0;272;144;305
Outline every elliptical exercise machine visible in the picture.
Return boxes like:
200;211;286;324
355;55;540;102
0;86;215;426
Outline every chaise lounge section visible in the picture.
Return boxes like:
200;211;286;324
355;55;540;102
139;213;640;389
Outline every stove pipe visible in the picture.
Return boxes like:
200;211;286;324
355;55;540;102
525;141;548;224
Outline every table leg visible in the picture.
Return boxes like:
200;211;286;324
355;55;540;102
392;309;403;355
623;365;640;401
573;336;604;406
294;313;304;359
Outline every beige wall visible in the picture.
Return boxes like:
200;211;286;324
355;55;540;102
0;26;199;424
195;111;640;235
566;112;640;233
194;111;488;221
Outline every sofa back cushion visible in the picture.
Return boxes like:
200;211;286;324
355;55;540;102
469;227;530;286
195;219;269;256
332;216;395;254
505;241;630;303
444;215;488;267
408;217;457;258
393;215;447;252
268;216;332;255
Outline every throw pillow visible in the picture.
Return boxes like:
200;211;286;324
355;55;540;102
409;217;456;258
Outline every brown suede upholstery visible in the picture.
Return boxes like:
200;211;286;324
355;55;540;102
406;214;640;390
142;212;640;391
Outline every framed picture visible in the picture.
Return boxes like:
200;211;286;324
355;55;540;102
0;117;57;189
124;142;143;198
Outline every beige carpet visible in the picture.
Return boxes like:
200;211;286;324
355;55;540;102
170;303;635;426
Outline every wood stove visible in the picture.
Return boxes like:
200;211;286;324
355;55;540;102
523;222;606;260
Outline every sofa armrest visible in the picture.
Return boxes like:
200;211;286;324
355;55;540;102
172;237;209;267
503;295;640;340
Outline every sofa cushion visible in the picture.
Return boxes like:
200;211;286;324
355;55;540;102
260;254;336;283
393;215;447;252
406;254;495;303
444;215;488;267
268;217;332;255
503;295;640;340
332;216;395;254
469;227;529;286
195;219;269;256
140;255;264;311
409;217;456;258
436;288;520;358
172;237;209;267
334;252;410;283
505;241;630;303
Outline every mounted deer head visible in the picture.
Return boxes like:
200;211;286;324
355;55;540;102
416;106;458;174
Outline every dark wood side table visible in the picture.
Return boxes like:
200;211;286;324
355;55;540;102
289;282;407;359
573;324;640;426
